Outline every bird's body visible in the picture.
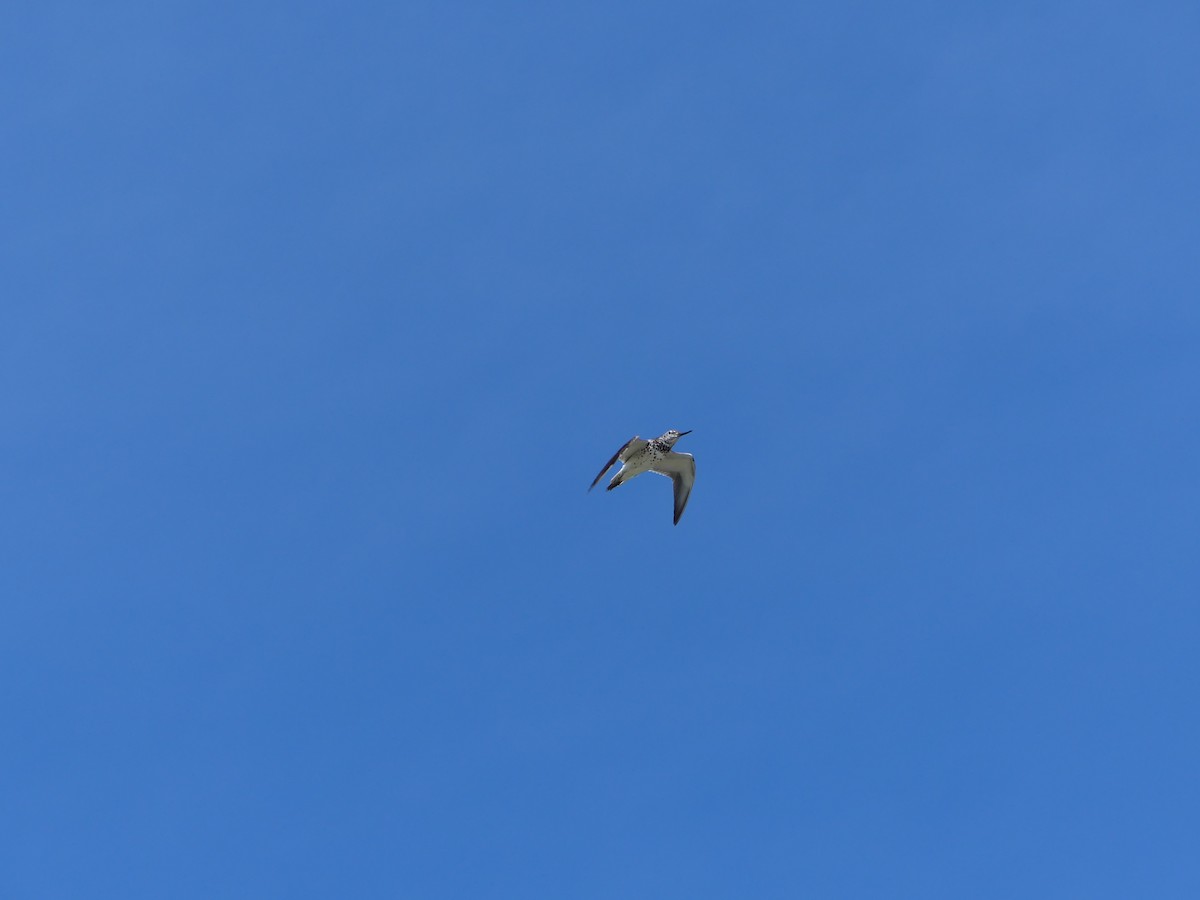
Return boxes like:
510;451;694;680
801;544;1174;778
589;429;695;525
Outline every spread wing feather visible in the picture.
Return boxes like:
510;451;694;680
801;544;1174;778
650;452;696;525
589;436;638;491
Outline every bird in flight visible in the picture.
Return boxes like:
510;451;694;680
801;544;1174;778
589;429;696;525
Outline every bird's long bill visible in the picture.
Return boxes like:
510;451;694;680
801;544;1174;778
679;430;692;436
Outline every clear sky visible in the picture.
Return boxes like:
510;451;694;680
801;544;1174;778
4;2;1199;897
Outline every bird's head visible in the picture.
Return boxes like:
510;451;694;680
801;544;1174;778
661;429;692;447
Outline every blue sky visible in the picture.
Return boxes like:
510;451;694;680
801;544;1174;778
4;2;1200;897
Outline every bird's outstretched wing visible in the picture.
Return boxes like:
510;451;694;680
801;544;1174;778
588;436;644;491
650;452;695;525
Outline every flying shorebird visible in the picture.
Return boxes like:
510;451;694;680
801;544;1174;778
588;429;696;525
